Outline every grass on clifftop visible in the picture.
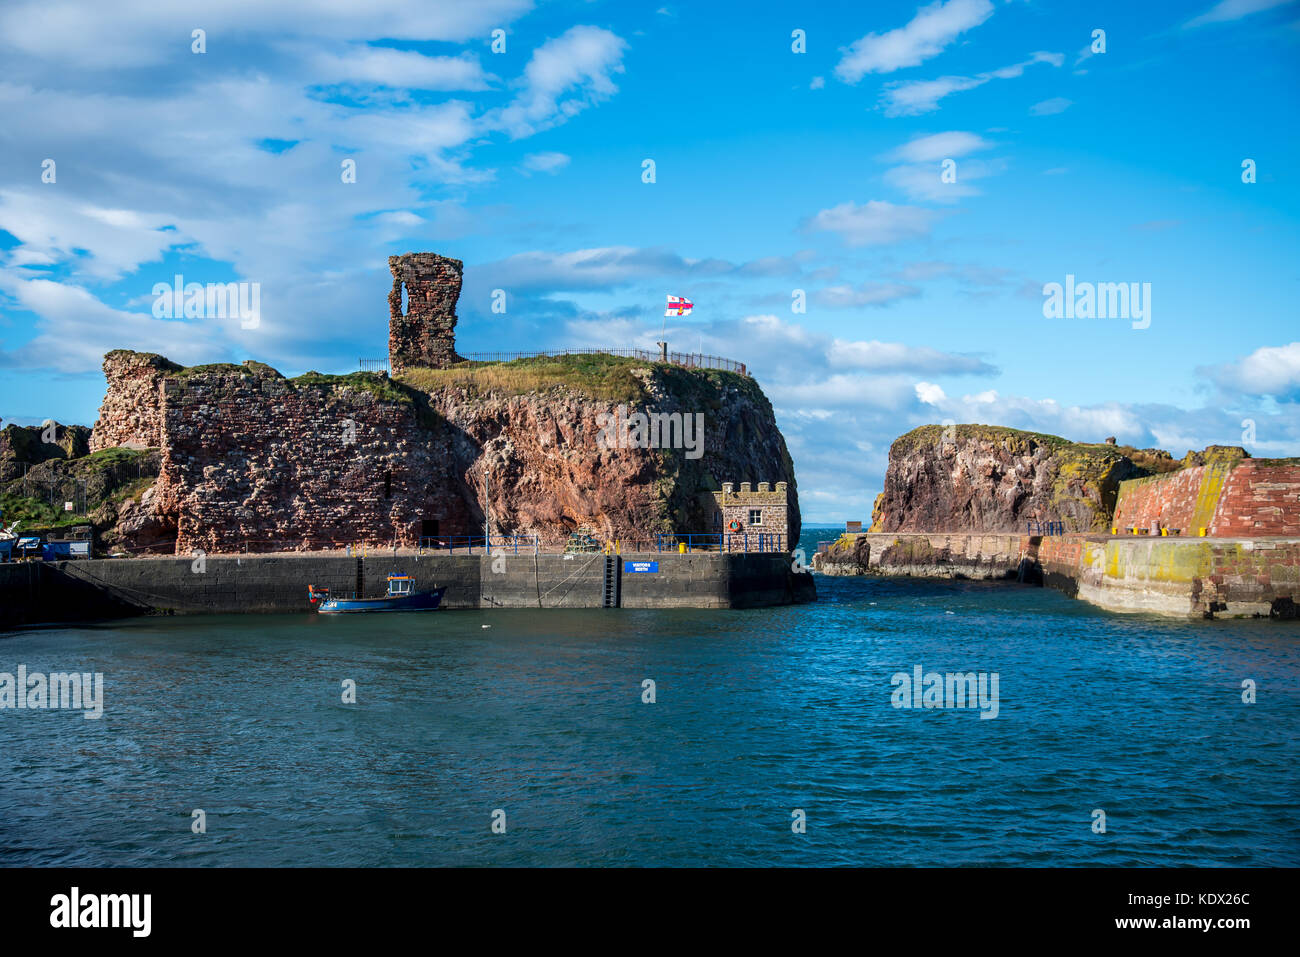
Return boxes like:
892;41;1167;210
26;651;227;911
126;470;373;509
893;423;1119;455
399;353;760;406
126;350;761;410
398;354;654;403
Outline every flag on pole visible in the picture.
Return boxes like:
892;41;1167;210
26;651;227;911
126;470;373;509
665;295;694;317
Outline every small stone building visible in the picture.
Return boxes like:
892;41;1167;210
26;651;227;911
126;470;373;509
711;481;790;548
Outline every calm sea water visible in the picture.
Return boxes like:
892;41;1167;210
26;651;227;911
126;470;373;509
2;526;1297;867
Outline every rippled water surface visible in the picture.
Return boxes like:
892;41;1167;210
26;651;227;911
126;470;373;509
3;528;1297;866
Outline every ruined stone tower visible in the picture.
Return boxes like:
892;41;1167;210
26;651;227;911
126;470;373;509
388;252;464;373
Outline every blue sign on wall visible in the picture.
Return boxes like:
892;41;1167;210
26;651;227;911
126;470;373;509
624;561;659;573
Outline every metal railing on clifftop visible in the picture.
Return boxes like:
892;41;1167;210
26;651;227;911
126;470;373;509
358;348;748;377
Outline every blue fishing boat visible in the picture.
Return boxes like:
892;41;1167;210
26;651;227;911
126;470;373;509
308;574;446;614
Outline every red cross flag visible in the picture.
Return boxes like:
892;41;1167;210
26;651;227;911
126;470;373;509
665;296;694;317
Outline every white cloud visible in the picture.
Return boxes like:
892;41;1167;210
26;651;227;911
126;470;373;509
307;48;493;90
805;200;940;246
831;340;996;374
520;151;571;175
809;76;825;90
0;273;227;372
835;0;995;82
490;26;627;139
915;381;947;404
0;189;189;282
1185;0;1297;29
889;131;992;163
880;51;1062;116
0;0;534;69
817;283;921;308
1202;341;1300;399
883;157;1004;202
1029;96;1073;116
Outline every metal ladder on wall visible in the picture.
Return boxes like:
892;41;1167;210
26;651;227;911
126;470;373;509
602;555;620;608
355;557;364;598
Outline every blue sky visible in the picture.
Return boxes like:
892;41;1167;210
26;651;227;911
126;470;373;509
1;0;1297;520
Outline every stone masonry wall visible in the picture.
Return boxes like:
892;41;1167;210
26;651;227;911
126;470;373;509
1111;464;1228;534
89;350;180;451
1210;461;1300;536
388;252;464;373
1113;460;1300;537
151;365;476;553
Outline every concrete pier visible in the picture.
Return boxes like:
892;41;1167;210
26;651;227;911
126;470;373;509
0;551;816;628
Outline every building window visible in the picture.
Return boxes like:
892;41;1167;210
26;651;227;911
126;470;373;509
384;470;392;499
749;509;762;526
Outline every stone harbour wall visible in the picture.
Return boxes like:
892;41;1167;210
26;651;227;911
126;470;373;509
1111;458;1300;537
0;551;815;626
1211;461;1300;537
814;530;1300;619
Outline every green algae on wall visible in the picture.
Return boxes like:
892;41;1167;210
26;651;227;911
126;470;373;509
1191;463;1232;534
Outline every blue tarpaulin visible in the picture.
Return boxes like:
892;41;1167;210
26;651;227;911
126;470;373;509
43;542;73;560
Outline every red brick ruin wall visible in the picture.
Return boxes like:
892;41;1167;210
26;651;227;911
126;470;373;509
152;370;479;553
1211;461;1300;537
89;351;176;452
388;252;464;373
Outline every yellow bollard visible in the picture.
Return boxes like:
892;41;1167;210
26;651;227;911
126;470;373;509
1199;527;1207;537
1161;528;1168;536
1111;526;1117;535
678;542;686;554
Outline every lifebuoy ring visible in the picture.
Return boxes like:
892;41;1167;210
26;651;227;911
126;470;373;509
728;519;742;532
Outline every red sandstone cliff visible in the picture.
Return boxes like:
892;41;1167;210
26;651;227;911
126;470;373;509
871;425;1140;533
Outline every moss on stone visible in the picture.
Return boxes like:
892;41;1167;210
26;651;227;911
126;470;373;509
289;370;418;405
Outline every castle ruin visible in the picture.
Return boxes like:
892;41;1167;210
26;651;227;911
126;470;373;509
387;252;464;373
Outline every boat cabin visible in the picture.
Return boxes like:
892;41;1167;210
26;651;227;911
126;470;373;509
387;574;414;597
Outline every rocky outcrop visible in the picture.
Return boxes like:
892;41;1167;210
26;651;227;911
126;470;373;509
1;421;91;481
388;252;463;373
872;425;1140;533
0;442;161;546
814;532;1025;579
427;361;799;545
86;353;800;553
